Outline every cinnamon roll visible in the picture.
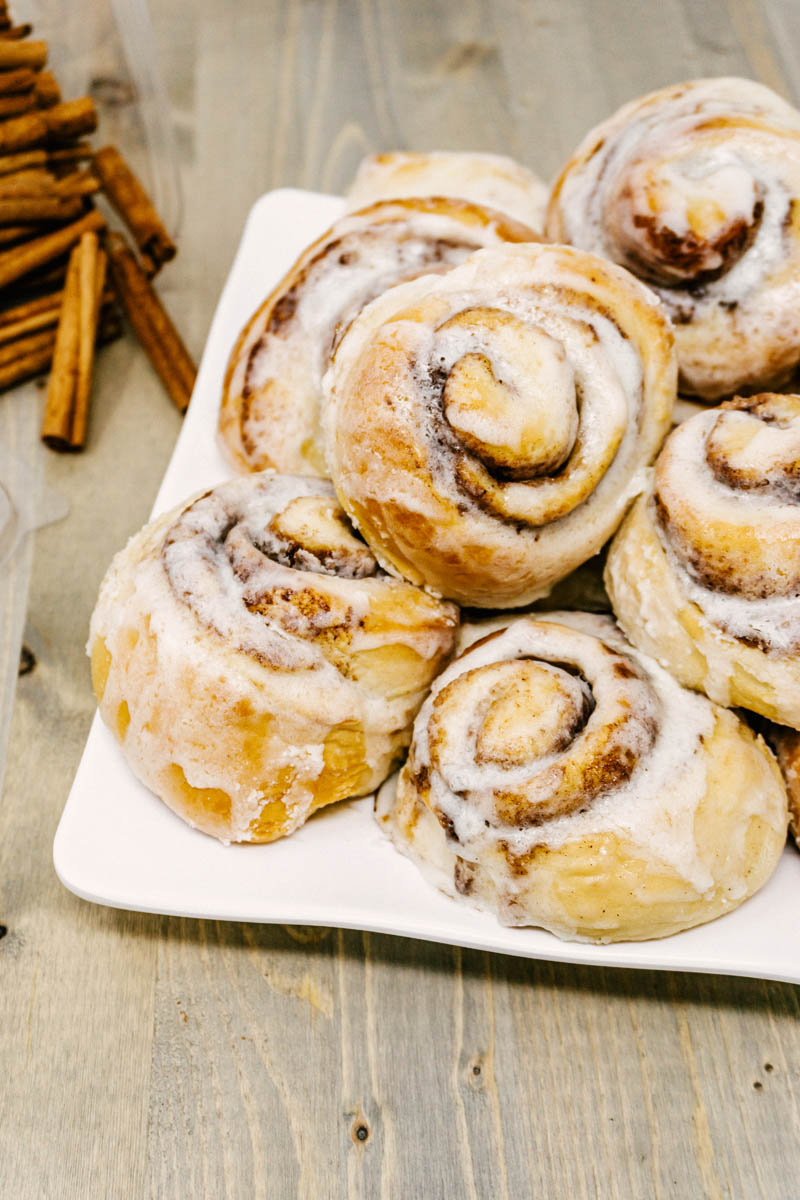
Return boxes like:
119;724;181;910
605;393;800;727
765;725;800;846
324;241;676;608
547;78;800;399
346;151;548;232
219;198;536;476
377;613;787;943
89;474;458;844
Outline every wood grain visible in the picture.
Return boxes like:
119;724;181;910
0;385;37;797
1;1;799;1196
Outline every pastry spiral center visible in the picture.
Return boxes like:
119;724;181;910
472;660;592;765
705;395;800;493
608;156;761;285
266;495;377;577
161;477;387;672
438;307;578;480
424;623;657;831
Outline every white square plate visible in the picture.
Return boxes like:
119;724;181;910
54;190;800;983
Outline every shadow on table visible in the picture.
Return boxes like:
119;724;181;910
77;893;800;1014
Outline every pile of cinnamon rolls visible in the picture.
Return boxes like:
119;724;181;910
91;78;800;943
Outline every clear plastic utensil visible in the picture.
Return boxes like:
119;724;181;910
108;0;182;235
21;0;182;237
0;445;69;568
0;480;18;566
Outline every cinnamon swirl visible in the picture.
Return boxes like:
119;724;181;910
605;393;800;727
547;78;800;399
377;613;787;942
346;151;548;232
219;198;536;476
765;725;800;846
89;474;458;843
324;241;676;607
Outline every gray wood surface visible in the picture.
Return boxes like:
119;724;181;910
2;1;799;1196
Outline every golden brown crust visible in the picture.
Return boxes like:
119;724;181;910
605;394;800;726
89;473;459;844
345;151;548;231
764;725;800;846
377;613;787;942
324;241;675;608
218;197;537;476
547;78;800;399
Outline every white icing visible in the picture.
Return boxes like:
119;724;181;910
654;408;800;653
404;614;716;891
551;77;800;395
90;473;459;787
224;200;528;473
323;242;675;603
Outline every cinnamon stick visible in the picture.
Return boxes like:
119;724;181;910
105;232;195;412
0;24;34;42
0;96;96;154
0;66;35;94
0;194;83;223
33;71;60;109
0;220;36;245
16;254;70;292
0;167;98;201
0;288;62;325
45;97;97;142
0;39;46;69
0;13;185;425
93;145;176;269
0;207;103;288
0;328;53;389
0;108;51;153
0;167;52;195
0;89;33;119
0;324;54;366
0;284;110;324
0;148;55;175
39;240;110;446
69;232;105;446
0;299;60;344
48;142;93;164
53;170;99;198
0;295;119;393
40;248;78;445
0;144;92;176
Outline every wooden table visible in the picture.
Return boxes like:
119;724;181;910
2;2;799;1195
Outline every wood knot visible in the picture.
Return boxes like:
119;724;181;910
18;645;35;675
468;1054;486;1087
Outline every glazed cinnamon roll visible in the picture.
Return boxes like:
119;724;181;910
346;151;548;232
324;241;676;608
377;613;787;942
89;474;458;844
219;197;535;476
765;725;800;846
547;78;800;399
605;393;800;726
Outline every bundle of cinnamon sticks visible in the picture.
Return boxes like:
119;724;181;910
0;1;196;450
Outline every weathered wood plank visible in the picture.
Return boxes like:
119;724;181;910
0;385;38;797
1;2;800;1197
